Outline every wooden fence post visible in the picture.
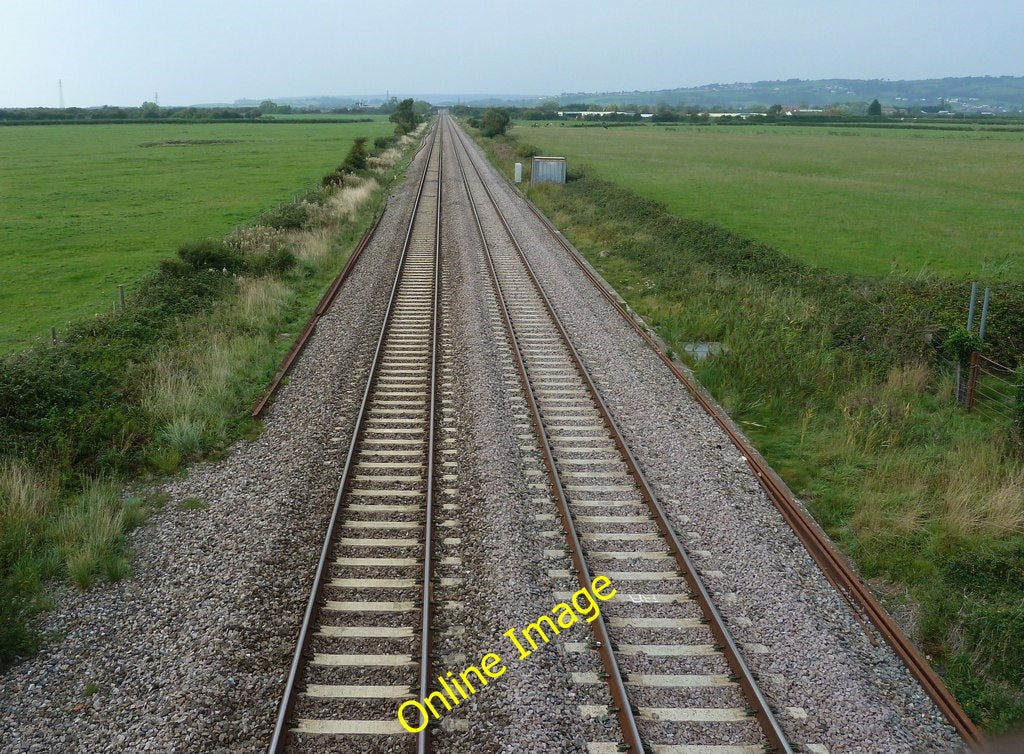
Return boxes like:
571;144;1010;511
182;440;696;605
966;351;980;411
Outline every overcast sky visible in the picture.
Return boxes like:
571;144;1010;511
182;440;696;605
2;0;1022;107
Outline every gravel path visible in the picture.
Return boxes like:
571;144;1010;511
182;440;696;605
452;120;965;753
0;144;431;754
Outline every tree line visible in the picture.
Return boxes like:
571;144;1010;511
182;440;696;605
0;98;433;124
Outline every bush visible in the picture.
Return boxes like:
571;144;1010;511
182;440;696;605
943;327;984;367
258;202;309;230
480;108;511;137
321;170;345;187
517;143;539;159
177;239;246;273
374;136;395;150
159;258;194;277
340;137;369;173
1015;366;1024;434
252;248;297;276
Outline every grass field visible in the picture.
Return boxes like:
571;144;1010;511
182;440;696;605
515;122;1024;280
0;119;394;351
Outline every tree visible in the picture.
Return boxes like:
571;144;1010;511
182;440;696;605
389;98;421;135
868;98;882;116
479;108;511;137
767;103;784;117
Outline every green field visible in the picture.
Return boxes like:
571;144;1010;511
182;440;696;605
0;119;393;350
515;122;1024;280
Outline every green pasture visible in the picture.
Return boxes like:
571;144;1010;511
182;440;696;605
515;122;1024;280
0;120;393;351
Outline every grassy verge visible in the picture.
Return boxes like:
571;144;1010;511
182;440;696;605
0;124;428;669
474;128;1024;732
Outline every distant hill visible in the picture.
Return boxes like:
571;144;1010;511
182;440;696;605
190;77;1024;114
556;76;1024;113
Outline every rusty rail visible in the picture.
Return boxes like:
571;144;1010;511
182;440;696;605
251;209;386;418
501;149;984;750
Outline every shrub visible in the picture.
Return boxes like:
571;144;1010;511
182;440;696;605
480;108;511;137
251;248;297;276
374;136;395;150
517;143;539;159
943;327;984;367
177;239;246;273
159;258;193;277
340;137;369;173
321;170;345;187
1015;366;1024;435
258;202;309;230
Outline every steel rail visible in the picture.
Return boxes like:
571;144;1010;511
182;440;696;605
449;113;791;753
495;134;984;750
416;117;443;754
442;113;644;753
268;120;441;753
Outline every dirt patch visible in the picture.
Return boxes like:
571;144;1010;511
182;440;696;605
139;139;242;148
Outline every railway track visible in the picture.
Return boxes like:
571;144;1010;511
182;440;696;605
269;120;443;753
267;111;973;753
444;113;792;753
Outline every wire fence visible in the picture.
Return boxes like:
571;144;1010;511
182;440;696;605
966;352;1020;426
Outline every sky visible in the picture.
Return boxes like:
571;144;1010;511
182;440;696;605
1;0;1022;107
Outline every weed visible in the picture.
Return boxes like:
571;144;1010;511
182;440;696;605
155;416;204;458
146;447;182;475
178;498;208;511
83;682;99;696
51;479;127;589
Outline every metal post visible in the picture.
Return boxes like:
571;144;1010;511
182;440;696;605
966;351;980;411
118;285;126;310
967;281;978;331
979;288;991;341
958;282;979;404
51;327;57;344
